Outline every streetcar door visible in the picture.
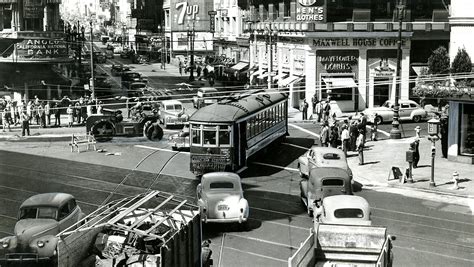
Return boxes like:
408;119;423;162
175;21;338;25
237;122;247;167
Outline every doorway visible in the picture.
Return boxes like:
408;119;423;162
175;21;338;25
373;78;390;107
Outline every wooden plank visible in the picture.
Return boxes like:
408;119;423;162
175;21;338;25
144;199;188;235
107;191;160;225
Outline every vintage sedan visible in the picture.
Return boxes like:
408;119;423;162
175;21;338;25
169;123;190;151
197;172;249;224
159;100;189;128
297;146;352;178
0;193;85;264
300;167;353;216
363;99;428;124
319;195;371;226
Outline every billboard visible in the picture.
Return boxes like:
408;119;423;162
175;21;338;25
296;0;326;23
170;0;213;32
172;31;213;52
15;38;69;62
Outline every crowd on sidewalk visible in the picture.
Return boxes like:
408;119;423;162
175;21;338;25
1;95;104;136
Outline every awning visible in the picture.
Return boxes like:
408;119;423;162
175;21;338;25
230;62;249;71
257;72;269;79
280;75;304;86
245;65;258;73
412;66;427;76
322;77;357;88
274;72;289;81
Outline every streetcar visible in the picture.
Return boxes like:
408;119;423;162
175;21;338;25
188;90;288;176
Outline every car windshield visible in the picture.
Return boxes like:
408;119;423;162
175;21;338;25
322;179;344;186
382;101;394;108
209;182;234;189
334;208;364;219
322;153;341;160
19;207;57;220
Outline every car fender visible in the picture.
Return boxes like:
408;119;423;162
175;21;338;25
410;109;427;119
299;180;308;199
30;235;59;258
0;236;19;251
239;198;249;218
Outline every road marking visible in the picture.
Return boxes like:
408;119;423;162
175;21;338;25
247;217;308;231
281;142;309;150
135;144;190;155
210;243;288;263
468;199;474;215
394;245;474;263
288;123;320;138
250;207;309;222
252;162;298;172
226;233;299;250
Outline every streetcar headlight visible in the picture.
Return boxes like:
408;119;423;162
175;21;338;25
37;240;45;248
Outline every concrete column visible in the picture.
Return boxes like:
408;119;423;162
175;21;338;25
306;50;317;115
358;48;368;110
400;48;410;100
24;83;29;102
43;5;49;31
279;3;285;18
259;5;266;21
268;4;275;21
290;2;297;20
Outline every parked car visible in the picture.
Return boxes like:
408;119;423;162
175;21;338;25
300;167;353;215
93;51;107;64
105;50;114;59
297;146;352;178
196;172;249;224
111;64;131;76
0;193;85;264
159;100;189;128
363;99;428;124
318;195;372;225
169;123;190;151
121;71;147;90
193;87;219;109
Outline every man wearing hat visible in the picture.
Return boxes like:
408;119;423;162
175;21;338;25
356;128;365;165
320;121;329;147
341;124;350;157
413;138;420;168
414;126;421;139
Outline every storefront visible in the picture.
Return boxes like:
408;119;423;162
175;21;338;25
448;100;474;164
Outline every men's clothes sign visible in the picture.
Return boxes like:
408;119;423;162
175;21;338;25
296;0;326;22
23;0;44;19
16;38;68;60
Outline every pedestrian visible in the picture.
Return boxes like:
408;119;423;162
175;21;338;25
302;99;309;120
66;104;74;127
323;100;331;122
34;103;40;125
341;124;350;157
34;95;40;106
349;119;359;151
414;126;421;139
314;101;322;122
356;129;365;165
26;101;32;123
197;65;202;79
80;97;87;123
75;102;82;124
413;139;420;168
10;101;17;125
54;103;61;127
319;121;329;147
2;108;11;132
38;103;46;128
311;199;323;221
311;93;319;113
45;101;51;126
358;112;367;144
178;60;183;76
20;109;30;136
329;125;339;148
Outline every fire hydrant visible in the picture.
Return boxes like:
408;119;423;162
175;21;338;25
452;171;459;190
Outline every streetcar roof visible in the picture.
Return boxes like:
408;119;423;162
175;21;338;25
189;90;288;123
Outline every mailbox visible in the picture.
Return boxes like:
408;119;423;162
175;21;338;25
427;118;440;136
406;150;414;162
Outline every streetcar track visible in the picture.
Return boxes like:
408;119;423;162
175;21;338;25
372;206;474;226
210;243;287;264
393;231;474;250
394;244;474;263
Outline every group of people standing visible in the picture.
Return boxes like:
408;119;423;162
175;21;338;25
1;95;97;136
319;112;371;165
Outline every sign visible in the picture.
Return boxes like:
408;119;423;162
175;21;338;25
294;50;305;75
16;38;68;60
170;0;212;32
208;10;217;15
374;58;395;77
23;0;44;19
296;0;326;22
281;48;290;72
313;38;407;48
209;11;216;33
317;50;359;73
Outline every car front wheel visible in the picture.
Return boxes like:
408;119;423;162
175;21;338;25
412;115;421;123
375;116;383;125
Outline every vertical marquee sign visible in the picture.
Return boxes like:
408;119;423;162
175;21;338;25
296;0;326;23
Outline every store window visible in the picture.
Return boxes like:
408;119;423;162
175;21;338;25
460;103;474;156
1;8;12;29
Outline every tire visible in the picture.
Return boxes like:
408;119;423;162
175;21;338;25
375;116;383;125
143;121;163;141
91;120;115;142
412;115;421;123
298;164;305;178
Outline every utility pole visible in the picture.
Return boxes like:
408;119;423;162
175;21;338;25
390;1;404;139
89;20;95;100
187;21;195;81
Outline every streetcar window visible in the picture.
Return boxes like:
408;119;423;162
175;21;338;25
192;125;201;145
203;127;217;146
219;127;230;146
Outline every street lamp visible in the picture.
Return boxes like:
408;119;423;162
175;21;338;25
264;26;278;90
187;21;196;82
390;1;405;139
89;20;95;100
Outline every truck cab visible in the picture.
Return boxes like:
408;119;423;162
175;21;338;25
193;87;219;109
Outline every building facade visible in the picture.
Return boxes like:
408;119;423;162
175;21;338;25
244;0;450;113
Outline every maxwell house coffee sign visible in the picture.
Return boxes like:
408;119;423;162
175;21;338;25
297;0;326;22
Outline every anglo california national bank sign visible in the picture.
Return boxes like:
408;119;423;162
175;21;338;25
296;0;326;22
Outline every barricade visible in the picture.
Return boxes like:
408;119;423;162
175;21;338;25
69;133;97;153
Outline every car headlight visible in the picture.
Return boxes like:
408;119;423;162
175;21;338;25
2;240;9;248
37;240;45;248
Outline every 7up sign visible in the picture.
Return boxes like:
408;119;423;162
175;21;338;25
171;0;212;31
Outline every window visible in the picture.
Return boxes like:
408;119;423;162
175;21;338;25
203;127;217;146
334;208;364;219
19;208;37;219
2;9;12;29
401;103;409;109
210;182;234;189
68;199;77;212
409;103;418;108
192;125;201;145
59;204;70;220
323;153;341;160
460;103;474;156
219;127;230;146
322;179;344;186
37;207;57;220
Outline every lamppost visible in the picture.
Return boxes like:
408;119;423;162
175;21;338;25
390;1;405;139
264;26;278;90
427;117;441;187
89;20;95;100
187;21;196;81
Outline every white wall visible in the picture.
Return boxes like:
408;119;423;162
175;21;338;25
449;0;474;62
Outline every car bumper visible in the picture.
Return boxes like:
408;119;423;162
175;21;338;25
202;214;247;224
